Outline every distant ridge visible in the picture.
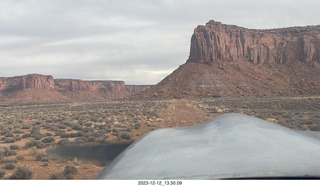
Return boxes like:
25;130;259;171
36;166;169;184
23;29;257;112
0;74;150;103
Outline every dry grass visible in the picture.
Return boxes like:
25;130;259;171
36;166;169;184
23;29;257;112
0;96;319;179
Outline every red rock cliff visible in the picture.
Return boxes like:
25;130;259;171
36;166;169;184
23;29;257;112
0;74;55;91
134;20;320;99
188;20;320;64
0;74;150;103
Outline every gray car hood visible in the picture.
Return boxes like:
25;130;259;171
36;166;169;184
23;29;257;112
97;113;320;179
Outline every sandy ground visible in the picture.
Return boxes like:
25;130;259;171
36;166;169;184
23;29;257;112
1;99;212;180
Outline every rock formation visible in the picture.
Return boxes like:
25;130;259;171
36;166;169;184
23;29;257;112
134;20;320;98
0;74;150;103
0;74;55;92
188;20;320;64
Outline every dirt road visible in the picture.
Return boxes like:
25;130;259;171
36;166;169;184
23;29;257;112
163;99;210;127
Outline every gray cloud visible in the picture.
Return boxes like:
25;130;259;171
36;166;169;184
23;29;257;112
0;0;319;84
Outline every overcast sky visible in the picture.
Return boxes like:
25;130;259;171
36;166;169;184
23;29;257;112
0;0;319;85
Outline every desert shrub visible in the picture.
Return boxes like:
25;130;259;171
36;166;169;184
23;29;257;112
45;132;52;136
57;124;67;129
305;120;314;125
5;162;16;170
4;149;17;157
42;124;51;129
16;155;25;161
54;118;63;123
73;138;84;145
45;119;53;123
36;153;47;161
84;122;93;127
1;129;10;135
120;133;131;140
309;124;320;131
63;165;78;176
62;121;72;126
33;133;45;140
34;121;41;125
50;172;65;179
57;139;70;146
1;158;18;164
134;124;141;129
41;137;55;144
21;124;31;129
50;165;78;180
69;133;77;138
14;135;22;141
208;108;218;113
30;126;40;134
9;145;19;150
10;166;33;179
55;130;66;137
282;114;291;119
22;133;31;138
95;136;107;144
64;173;74;179
36;142;46;149
76;131;84;137
64;132;84;138
84;135;95;142
81;127;94;133
90;117;98;122
25;140;41;148
29;148;38;156
4;138;16;143
0;169;5;178
0;168;6;178
12;129;23;134
71;124;82;131
5;132;14;137
60;133;70;138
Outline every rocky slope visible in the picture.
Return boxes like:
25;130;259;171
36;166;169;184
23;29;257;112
0;74;150;103
133;20;320;98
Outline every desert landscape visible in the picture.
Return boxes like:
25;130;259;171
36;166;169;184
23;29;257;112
0;19;320;179
0;96;319;179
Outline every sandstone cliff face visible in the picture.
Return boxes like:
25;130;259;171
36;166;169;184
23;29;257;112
0;74;55;91
134;20;320;99
188;20;320;64
0;74;150;103
125;85;150;94
55;79;126;92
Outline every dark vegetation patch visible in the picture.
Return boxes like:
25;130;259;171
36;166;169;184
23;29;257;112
50;165;78;180
189;96;320;131
46;143;131;161
10;166;33;179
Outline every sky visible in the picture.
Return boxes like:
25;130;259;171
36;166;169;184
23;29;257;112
0;0;319;85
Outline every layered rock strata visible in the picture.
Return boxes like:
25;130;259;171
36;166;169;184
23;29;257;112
133;20;320;98
0;74;150;103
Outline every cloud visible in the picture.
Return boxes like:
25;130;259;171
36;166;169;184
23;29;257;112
0;0;319;84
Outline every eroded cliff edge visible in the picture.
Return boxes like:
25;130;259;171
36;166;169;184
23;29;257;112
0;74;150;103
133;20;320;98
188;20;320;64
